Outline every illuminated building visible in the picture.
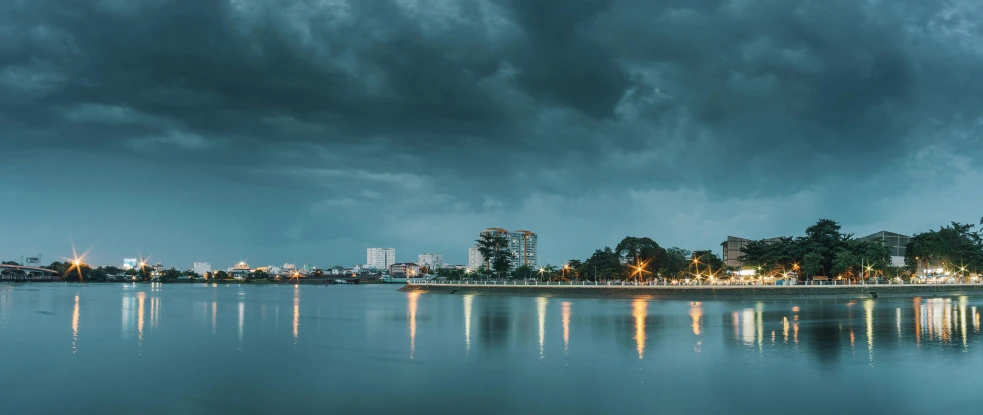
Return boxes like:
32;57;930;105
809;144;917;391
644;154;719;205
123;258;138;270
389;263;419;277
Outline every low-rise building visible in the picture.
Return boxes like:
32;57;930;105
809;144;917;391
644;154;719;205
389;263;420;277
857;230;910;267
720;236;784;268
417;253;444;270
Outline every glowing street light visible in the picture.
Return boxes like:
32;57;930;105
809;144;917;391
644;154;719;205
630;259;651;283
63;244;90;281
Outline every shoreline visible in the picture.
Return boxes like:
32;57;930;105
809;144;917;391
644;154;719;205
400;282;983;300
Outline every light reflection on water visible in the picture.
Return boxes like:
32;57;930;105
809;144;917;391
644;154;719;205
3;284;983;414
632;299;646;359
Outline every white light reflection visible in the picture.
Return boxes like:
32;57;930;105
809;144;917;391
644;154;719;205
537;297;547;359
959;296;968;349
464;295;473;355
741;308;755;345
121;296;131;338
408;291;419;359
71;294;80;354
293;285;300;343
896;308;902;341
864;299;874;364
137;292;146;344
238;300;245;352
689;302;702;336
562;302;571;354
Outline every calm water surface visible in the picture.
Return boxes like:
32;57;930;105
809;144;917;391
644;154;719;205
2;283;982;414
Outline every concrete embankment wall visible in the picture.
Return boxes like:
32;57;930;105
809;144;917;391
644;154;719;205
399;283;983;300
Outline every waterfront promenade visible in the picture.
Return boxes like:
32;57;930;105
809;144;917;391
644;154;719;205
402;280;983;300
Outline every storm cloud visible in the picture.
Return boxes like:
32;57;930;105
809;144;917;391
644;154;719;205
2;0;982;267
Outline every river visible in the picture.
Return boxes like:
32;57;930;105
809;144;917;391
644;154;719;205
1;283;981;414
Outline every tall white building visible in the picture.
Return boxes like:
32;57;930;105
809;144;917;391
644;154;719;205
366;248;395;270
467;245;484;270
417;253;444;269
477;228;538;270
510;230;538;268
193;262;212;276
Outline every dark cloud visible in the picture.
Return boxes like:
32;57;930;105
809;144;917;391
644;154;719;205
1;0;982;266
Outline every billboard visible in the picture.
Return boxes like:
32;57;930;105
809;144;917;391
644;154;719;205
123;258;138;270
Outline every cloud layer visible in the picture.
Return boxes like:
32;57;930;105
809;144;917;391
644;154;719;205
2;0;982;266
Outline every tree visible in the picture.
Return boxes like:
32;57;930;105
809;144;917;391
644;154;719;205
476;233;512;279
800;219;849;277
692;250;724;276
565;259;582;280
615;236;667;279
802;252;824;277
661;247;691;280
1;261;18;265
905;222;983;275
582;248;622;281
214;270;229;280
512;264;535;280
249;270;270;280
541;264;559;281
88;268;109;282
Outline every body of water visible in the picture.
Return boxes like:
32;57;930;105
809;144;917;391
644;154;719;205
1;283;981;414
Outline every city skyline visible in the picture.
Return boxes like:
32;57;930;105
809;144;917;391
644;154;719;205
3;1;983;267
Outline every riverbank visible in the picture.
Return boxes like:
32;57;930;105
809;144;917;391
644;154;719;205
400;282;983;300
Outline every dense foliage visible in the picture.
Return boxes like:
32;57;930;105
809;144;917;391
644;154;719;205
904;222;983;274
738;219;890;279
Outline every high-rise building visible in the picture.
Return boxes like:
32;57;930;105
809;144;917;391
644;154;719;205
477;227;538;270
417;253;443;270
366;248;395;270
193;262;212;276
123;258;137;270
511;230;538;268
468;245;484;270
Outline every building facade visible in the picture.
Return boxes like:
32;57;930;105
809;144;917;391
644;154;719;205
510;230;538;268
389;263;420;277
123;258;137;270
366;248;395;270
857;231;910;267
417;253;444;270
468;245;484;270
192;261;212;276
477;227;538;270
720;236;784;268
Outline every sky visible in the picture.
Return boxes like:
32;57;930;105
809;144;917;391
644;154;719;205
2;0;982;268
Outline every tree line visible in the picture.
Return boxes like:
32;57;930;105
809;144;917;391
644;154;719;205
437;217;983;282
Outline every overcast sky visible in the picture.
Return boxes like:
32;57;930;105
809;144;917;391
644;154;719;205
2;0;982;268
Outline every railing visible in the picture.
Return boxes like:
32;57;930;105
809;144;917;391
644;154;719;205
406;278;983;287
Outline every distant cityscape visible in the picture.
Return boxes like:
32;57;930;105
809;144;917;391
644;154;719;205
0;223;970;283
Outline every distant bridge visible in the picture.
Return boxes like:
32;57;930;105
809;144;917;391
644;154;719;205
0;264;61;281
